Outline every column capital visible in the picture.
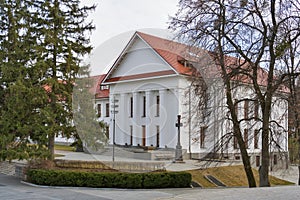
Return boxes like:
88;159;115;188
159;89;167;94
145;90;152;96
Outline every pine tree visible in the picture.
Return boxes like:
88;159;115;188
0;0;95;160
0;0;50;160
35;0;95;160
73;66;109;153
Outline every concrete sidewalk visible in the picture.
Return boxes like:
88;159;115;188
270;165;299;184
1;172;299;200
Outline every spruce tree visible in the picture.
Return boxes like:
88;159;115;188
0;0;50;160
35;0;95;159
0;0;95;160
73;66;109;153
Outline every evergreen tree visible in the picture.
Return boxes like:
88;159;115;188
73;66;108;153
0;0;95;160
33;0;95;160
0;0;50;160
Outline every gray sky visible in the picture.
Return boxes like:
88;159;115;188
80;0;179;75
81;0;179;48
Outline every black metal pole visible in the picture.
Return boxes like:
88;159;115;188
112;100;115;162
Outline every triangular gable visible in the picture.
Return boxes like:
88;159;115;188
136;32;196;75
101;32;288;93
102;32;192;84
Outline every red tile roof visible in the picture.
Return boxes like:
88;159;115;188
89;74;109;99
138;32;289;93
102;31;288;93
104;70;176;83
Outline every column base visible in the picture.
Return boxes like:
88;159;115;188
175;145;183;162
172;160;185;163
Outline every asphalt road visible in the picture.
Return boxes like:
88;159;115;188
1;173;300;200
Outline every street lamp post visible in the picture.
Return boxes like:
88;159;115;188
111;98;119;162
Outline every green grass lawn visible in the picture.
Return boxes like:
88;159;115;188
54;144;75;152
187;165;294;188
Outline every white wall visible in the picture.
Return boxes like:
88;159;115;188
107;76;180;148
111;38;174;78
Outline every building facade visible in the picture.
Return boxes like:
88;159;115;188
92;32;288;168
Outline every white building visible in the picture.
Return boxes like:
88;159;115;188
93;32;288;167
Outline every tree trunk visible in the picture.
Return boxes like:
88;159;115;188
240;143;257;187
236;127;256;187
223;75;256;187
48;134;55;161
260;125;270;187
298;128;300;185
298;165;300;185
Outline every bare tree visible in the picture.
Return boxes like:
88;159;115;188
284;38;300;185
170;0;300;187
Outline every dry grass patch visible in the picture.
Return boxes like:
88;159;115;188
187;165;293;188
54;144;75;152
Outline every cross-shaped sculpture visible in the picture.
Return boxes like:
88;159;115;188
175;115;183;162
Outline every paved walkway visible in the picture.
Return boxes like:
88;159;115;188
1;151;300;200
1;173;300;200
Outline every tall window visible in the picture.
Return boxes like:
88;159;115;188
254;100;259;120
105;103;110;117
244;129;249;148
234;99;238;118
254;129;259;149
200;126;207;148
130;125;133;145
256;156;260;167
130;97;133;118
233;136;238;149
142;125;146;146
156;125;160;147
273;154;278;165
142;96;146;117
244;100;249;119
156;95;160;117
97;104;101;117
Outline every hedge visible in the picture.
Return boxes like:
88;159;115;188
26;169;191;189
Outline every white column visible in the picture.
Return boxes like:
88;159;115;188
133;92;139;146
119;93;127;145
174;88;181;114
145;90;152;146
159;89;166;147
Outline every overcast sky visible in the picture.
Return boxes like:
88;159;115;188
80;0;180;75
81;0;179;48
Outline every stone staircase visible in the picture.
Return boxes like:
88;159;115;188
89;145;177;161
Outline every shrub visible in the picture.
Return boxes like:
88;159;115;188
26;169;191;189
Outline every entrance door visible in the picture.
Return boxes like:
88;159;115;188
156;126;160;147
256;156;260;167
142;125;146;146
